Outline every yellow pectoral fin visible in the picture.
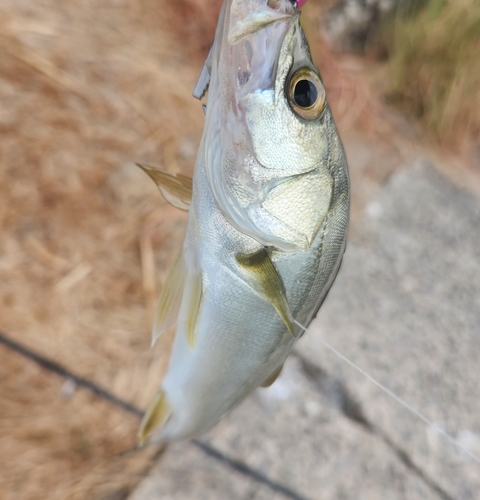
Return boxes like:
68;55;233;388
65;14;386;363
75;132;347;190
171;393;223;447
137;163;192;211
236;248;295;337
261;364;284;388
138;390;171;446
152;252;187;346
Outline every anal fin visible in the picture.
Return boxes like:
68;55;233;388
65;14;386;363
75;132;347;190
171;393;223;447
137;163;192;211
236;248;295;336
186;271;203;348
261;364;284;388
152;252;186;346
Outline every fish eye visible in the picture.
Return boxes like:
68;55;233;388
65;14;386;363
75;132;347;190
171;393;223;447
287;68;326;120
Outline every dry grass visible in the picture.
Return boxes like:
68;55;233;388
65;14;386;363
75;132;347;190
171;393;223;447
384;0;480;152
0;1;387;498
0;0;218;498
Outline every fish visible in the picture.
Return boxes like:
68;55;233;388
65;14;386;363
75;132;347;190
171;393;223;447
137;0;350;444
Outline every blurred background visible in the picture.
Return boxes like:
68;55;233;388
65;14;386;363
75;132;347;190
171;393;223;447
0;0;479;499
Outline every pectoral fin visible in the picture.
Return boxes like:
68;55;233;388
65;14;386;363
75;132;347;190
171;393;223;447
152;252;187;346
236;248;295;336
138;389;171;445
137;163;192;211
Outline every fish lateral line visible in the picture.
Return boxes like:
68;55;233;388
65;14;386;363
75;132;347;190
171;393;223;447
293;319;480;465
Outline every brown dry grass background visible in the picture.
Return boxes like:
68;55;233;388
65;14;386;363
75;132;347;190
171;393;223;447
0;0;427;498
384;0;480;153
0;1;220;498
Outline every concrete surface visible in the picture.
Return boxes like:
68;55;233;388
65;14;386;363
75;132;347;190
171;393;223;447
129;160;480;500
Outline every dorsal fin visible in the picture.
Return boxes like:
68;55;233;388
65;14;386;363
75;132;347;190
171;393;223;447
193;44;213;100
152;252;187;346
236;248;295;336
137;163;192;211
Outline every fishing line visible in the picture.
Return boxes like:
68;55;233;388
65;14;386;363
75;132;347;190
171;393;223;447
293;319;480;465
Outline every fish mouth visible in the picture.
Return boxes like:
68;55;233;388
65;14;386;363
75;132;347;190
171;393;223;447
193;1;299;106
227;0;298;44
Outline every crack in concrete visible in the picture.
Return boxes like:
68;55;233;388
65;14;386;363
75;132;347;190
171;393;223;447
0;330;311;500
292;350;455;500
0;327;459;500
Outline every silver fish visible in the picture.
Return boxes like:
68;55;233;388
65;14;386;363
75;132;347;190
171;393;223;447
138;0;350;444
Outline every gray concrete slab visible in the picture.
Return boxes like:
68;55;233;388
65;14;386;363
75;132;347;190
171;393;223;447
205;356;443;500
129;161;480;499
298;161;480;499
128;441;287;500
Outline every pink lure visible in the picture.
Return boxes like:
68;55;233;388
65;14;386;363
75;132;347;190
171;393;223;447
297;0;307;8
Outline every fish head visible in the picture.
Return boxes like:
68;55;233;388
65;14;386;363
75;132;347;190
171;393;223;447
203;0;338;252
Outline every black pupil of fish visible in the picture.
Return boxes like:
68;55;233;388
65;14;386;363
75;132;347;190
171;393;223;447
294;79;317;108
